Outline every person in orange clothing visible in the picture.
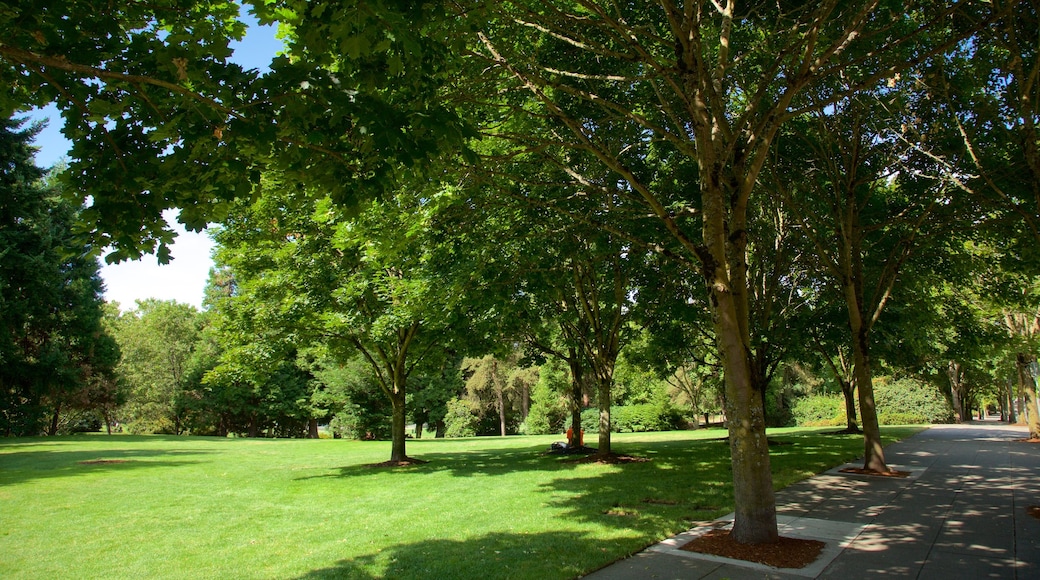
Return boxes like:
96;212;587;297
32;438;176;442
566;427;585;447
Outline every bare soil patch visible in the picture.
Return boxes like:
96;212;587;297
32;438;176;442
826;427;863;435
1013;438;1040;444
715;437;791;446
680;529;825;569
838;467;911;478
78;459;129;465
365;457;428;468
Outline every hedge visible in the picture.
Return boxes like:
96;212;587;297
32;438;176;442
579;403;687;433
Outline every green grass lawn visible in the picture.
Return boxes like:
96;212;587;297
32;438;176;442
0;426;922;579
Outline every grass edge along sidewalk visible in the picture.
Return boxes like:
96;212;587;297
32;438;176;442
0;426;922;579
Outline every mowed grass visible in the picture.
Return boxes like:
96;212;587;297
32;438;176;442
0;426;922;579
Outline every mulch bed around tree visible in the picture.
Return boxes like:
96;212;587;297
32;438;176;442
1027;506;1040;520
1013;438;1040;443
838;467;911;478
545;444;598;456
680;529;825;569
567;453;650;464
78;459;129;465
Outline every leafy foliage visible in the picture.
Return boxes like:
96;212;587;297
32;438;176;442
791;395;847;428
874;377;956;425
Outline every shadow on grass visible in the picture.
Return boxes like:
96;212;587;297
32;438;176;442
0;447;214;487
309;431;867;480
294;530;626;580
296;441;580;481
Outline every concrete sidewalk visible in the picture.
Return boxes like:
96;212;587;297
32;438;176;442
584;422;1040;579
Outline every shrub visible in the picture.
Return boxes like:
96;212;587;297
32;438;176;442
443;398;482;438
791;394;846;427
874;377;954;425
765;387;795;428
579;402;687;433
523;365;569;435
330;403;390;440
789;378;955;427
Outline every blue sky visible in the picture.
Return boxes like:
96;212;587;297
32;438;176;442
27;11;281;310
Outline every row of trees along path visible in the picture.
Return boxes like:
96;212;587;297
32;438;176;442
3;0;1039;545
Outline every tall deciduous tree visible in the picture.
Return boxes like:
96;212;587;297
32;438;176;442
111;299;202;434
771;90;961;472
213;176;469;462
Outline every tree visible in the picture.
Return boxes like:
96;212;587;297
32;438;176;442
0;117;119;436
212;175;472;461
468;1;980;543
111;300;202;434
0;0;473;261
461;354;520;437
770;87;966;471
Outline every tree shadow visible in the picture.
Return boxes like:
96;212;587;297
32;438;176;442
296;440;586;481
0;446;213;487
293;531;623;580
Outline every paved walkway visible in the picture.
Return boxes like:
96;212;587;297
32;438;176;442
584;421;1040;579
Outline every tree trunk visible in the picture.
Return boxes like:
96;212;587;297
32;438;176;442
840;379;859;431
389;389;408;462
948;360;968;422
596;372;611;457
851;328;888;472
715;301;777;544
48;401;62;436
567;355;584;448
1007;379;1018;423
308;418;319;439
497;387;506;437
1017;353;1040;439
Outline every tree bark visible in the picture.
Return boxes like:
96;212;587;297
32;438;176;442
389;389;408;462
948;360;967;422
308;418;319;439
596;372;611;457
701;166;777;544
851;327;888;472
567;354;584;448
840;379;859;432
1008;378;1018;423
388;348;410;462
839;240;889;472
497;385;506;437
714;289;777;544
1017;353;1040;439
48;401;62;436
